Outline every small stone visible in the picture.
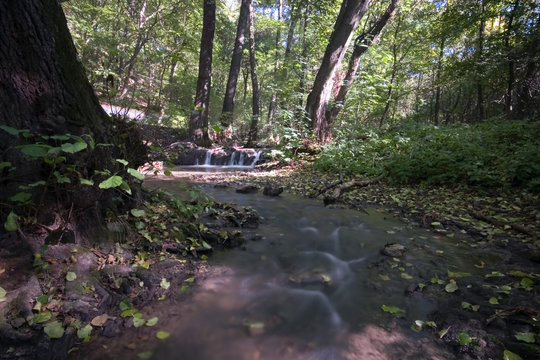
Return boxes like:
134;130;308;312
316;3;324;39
381;243;406;257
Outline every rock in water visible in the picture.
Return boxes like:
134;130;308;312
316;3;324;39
263;185;283;197
236;185;259;194
381;243;406;257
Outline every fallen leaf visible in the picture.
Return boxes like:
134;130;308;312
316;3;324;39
91;314;112;327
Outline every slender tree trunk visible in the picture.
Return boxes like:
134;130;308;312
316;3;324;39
296;2;311;122
246;0;261;147
433;37;445;126
305;0;371;143
189;0;216;147
327;0;399;125
505;0;518;117
220;0;251;127
476;0;485;121
267;0;283;124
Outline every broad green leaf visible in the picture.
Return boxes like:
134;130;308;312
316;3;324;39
381;304;405;316
145;317;158;326
160;278;170;290
28;180;46;187
34;311;52;324
128;168;145;180
18;144;51;158
44;321;64;339
458;332;472;346
0;286;7;302
37;294;49;305
80;178;94;186
130;209;146;217
137;351;154;360
116;159;129;166
438;327;450;338
488;297;499;304
121;309;139;318
10;192;32;203
77;324;93;341
520;277;533;288
119;299;132;311
447;270;470;278
0;162;13;170
156;330;170;340
503;350;522;360
514;332;535;343
54;171;71;184
66;272;77;281
119;180;132;194
4;211;19;231
445;281;458;293
201;241;212;250
99;175;123;189
61;141;87;154
184;277;195;283
133;316;146;328
0;125;23;136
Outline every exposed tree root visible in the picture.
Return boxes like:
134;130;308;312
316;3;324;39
323;174;384;205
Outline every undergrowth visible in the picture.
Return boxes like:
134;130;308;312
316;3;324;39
315;119;540;191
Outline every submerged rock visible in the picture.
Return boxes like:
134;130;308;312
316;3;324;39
263;185;283;197
381;243;406;257
236;185;259;194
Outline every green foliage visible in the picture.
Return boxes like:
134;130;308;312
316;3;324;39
315;119;539;190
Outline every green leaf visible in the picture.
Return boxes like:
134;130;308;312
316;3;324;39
130;209;146;217
514;332;535;343
37;294;49;305
160;278;170;290
10;192;32;203
4;211;19;231
77;324;93;341
503;350;523;360
485;271;505;278
488;297;499;304
0;125;24;136
44;321;65;339
128;167;145;180
133;316;146;328
145;317;158;327
99;175;123;189
445;281;458;293
34;311;52;324
184;277;195;283
0;162;13;171
119;299;132;311
54;171;71;184
119;180;132;194
0;286;8;302
136;351;154;360
381;304;405;317
66;272;77;281
156;330;170;340
80;178;94;186
18;144;52;158
458;332;472;346
520;277;533;288
447;270;470;278
61;141;87;154
120;309;139;318
116;159;129;166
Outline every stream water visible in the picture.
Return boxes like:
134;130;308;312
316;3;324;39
129;179;501;360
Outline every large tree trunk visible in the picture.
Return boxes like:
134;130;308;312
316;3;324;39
246;0;261;147
327;0;399;126
305;0;371;143
0;0;143;238
189;0;216;147
220;0;251;127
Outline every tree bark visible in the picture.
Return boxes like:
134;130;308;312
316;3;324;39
476;0;485;122
266;0;283;125
189;0;216;147
246;0;261;147
327;0;399;125
0;0;139;236
220;0;251;127
305;0;371;143
433;37;445;126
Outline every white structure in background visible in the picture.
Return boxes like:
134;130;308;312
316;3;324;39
101;103;145;120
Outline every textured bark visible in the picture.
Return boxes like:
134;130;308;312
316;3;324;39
266;0;283;124
246;0;260;147
327;0;399;126
0;0;108;135
220;0;251;127
305;0;371;143
189;0;216;147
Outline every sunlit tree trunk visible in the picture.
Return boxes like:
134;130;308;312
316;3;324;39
189;0;216;147
305;0;371;143
327;0;399;125
246;0;261;147
267;0;283;124
433;37;445;126
220;0;251;127
476;0;485;122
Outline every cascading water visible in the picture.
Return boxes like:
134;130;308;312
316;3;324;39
188;148;263;171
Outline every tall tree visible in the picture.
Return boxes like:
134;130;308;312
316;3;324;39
0;0;141;235
246;0;261;147
189;0;217;147
305;0;372;143
327;0;399;125
220;0;251;128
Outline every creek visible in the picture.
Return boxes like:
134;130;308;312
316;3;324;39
128;178;502;360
